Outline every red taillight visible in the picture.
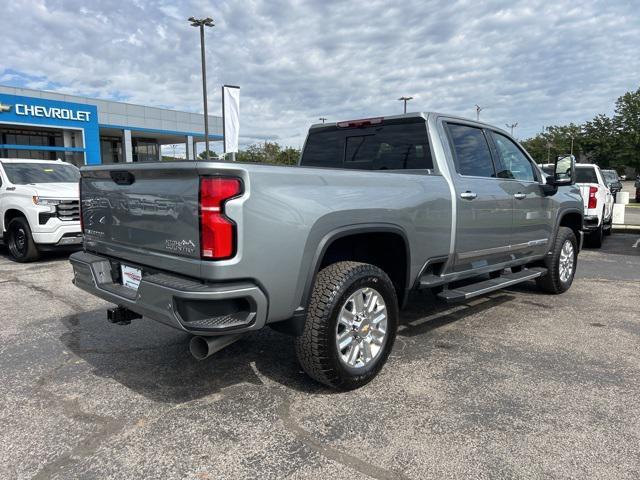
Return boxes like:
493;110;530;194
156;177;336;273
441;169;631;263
337;117;383;128
199;177;242;259
588;186;598;209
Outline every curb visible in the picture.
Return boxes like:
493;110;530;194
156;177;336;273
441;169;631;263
612;225;640;233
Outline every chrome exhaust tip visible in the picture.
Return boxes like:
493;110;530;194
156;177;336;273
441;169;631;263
189;334;244;360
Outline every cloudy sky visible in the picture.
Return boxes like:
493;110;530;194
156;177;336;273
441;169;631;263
2;0;639;150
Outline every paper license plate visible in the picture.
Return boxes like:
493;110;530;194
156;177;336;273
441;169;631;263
121;265;142;291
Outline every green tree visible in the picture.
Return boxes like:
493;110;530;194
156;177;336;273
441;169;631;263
235;142;300;165
581;114;618;168
521;124;582;164
612;87;640;171
521;85;640;172
197;150;219;160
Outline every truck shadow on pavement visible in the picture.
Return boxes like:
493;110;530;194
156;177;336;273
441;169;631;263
57;291;513;403
0;245;80;263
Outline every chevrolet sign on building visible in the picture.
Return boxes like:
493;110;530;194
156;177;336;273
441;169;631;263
15;103;92;122
0;85;223;166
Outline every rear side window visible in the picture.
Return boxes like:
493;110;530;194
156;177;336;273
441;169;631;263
446;124;495;178
301;121;433;170
575;167;599;184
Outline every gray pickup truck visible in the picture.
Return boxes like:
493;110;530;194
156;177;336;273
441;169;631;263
70;113;583;390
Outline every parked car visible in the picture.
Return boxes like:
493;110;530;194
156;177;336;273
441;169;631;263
601;169;622;202
0;159;82;262
70;113;584;390
635;176;640;202
575;163;614;247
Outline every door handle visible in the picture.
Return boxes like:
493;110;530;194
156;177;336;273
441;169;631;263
460;191;477;200
514;193;526;200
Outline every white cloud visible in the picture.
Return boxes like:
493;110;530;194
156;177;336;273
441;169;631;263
1;0;639;146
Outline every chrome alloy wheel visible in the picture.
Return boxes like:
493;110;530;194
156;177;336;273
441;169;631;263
335;287;387;369
559;239;575;283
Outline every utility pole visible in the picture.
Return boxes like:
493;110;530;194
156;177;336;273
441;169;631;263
189;16;214;160
505;122;518;136
319;117;327;124
475;104;483;121
398;96;413;114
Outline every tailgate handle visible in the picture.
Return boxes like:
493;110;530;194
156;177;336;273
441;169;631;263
111;171;135;185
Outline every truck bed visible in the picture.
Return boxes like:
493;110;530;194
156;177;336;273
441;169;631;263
79;160;452;322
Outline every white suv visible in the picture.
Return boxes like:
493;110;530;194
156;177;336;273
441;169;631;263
575;163;614;248
0;159;82;262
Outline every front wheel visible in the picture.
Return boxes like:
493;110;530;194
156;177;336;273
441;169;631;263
536;226;577;294
295;261;398;390
7;217;40;262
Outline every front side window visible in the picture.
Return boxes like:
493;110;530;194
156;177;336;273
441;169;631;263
2;162;80;184
490;132;536;182
446;124;495;178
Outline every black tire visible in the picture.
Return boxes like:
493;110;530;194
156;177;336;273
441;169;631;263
588;223;604;248
536;226;577;294
6;217;40;262
604;215;613;236
295;261;398;390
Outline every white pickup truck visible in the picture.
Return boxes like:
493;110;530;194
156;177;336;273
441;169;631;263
575;163;614;247
0;159;82;261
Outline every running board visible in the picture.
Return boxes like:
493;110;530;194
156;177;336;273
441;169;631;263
436;267;547;303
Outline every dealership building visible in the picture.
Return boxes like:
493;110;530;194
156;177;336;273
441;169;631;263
0;85;223;166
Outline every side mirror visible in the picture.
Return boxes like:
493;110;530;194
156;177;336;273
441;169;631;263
553;155;575;186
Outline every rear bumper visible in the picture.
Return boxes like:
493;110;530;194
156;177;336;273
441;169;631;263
69;251;268;336
583;215;601;231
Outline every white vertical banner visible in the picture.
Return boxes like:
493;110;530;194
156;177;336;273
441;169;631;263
222;85;240;153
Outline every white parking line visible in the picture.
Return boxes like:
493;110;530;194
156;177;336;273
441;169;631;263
633;239;640;248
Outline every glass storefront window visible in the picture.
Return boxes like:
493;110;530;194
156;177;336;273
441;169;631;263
1;126;84;165
133;138;159;162
100;137;123;164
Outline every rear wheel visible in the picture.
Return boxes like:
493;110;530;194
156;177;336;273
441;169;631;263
604;213;613;236
7;217;40;262
588;223;604;248
295;261;398;390
536;226;577;294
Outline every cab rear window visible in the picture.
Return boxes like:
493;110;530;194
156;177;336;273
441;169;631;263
575;167;598;184
301;120;433;171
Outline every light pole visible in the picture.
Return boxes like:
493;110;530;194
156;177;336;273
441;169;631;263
319;117;327;124
505;122;518;136
570;135;574;156
475;104;483;121
398;96;413;114
189;16;214;160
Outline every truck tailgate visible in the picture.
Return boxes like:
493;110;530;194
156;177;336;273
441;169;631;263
81;164;201;263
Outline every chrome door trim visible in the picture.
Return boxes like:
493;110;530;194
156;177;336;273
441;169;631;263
457;238;548;260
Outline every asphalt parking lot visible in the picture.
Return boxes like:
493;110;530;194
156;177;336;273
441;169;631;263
1;236;639;480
